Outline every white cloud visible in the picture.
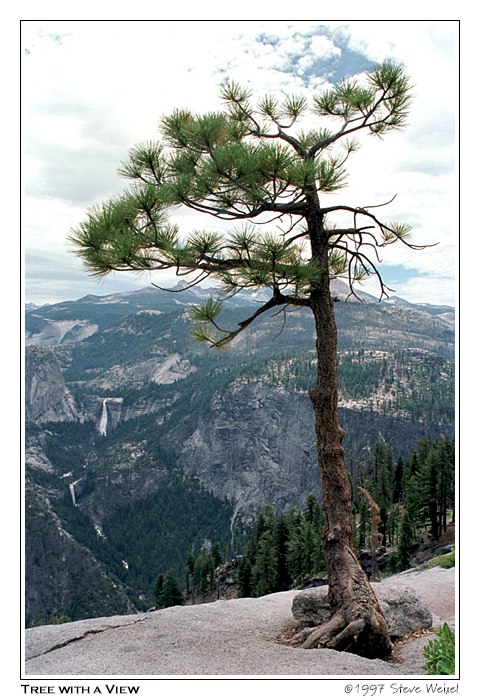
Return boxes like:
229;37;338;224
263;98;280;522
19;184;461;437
310;34;341;60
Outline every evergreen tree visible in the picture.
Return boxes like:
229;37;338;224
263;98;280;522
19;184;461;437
386;503;401;547
419;448;441;539
373;444;394;547
304;496;326;574
211;542;223;568
415;437;455;539
159;569;184;608
153;569;183;608
416;436;434;466
437;437;455;531
185;552;196;601
404;472;422;538
356;495;369;551
70;62;419;657
393;456;405;503
285;507;305;582
406;450;420;480
304;494;322;525
237;543;254;598
274;513;291;592
193;545;215;596
251;529;278;596
153;573;164;608
358;487;383;581
397;509;414;571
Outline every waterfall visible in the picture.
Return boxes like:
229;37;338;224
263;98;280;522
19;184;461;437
69;481;77;506
99;399;108;436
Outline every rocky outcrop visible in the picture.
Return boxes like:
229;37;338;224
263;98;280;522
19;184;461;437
25;347;77;423
24;567;455;676
94;353;196;389
292;579;433;639
25;435;55;474
25;317;98;346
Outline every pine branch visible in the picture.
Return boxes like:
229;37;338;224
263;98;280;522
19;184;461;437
191;287;310;348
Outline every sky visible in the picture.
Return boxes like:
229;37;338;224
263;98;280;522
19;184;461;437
22;20;459;307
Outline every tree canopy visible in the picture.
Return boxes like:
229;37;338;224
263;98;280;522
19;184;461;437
70;61;420;347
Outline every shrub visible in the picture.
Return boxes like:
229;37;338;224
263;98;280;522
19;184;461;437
27;610;72;627
422;623;455;675
424;548;455;570
438;549;455;569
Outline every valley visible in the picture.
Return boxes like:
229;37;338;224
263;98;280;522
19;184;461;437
24;282;455;624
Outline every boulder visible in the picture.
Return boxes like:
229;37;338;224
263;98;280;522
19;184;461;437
292;580;433;639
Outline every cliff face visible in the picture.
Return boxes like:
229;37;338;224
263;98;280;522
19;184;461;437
170;382;320;523
25;347;77;423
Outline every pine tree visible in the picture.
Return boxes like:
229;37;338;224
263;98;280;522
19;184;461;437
356;495;369;550
386;503;401;547
358;487;383;582
159;569;184;608
393;456;405;503
397;509;414;571
211;542;223;568
193;545;215;597
237;543;254;598
153;573;164;608
251;529;278;597
419;448;441;539
286;507;305;582
274;513;292;592
70;62;418;657
302;496;326;575
372;444;394;547
404;471;422;539
415;437;455;540
185;552;196;602
437;437;455;532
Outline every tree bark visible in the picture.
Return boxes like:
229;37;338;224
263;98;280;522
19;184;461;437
306;254;392;659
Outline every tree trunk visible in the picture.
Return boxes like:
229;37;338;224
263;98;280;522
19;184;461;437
306;272;392;659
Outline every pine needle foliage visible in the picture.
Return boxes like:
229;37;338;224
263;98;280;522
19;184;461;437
70;61;421;346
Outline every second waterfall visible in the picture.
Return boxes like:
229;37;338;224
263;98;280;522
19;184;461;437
99;399;108;436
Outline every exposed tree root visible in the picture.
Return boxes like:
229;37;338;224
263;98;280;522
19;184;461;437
289;613;392;659
302;615;366;651
294;613;343;648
